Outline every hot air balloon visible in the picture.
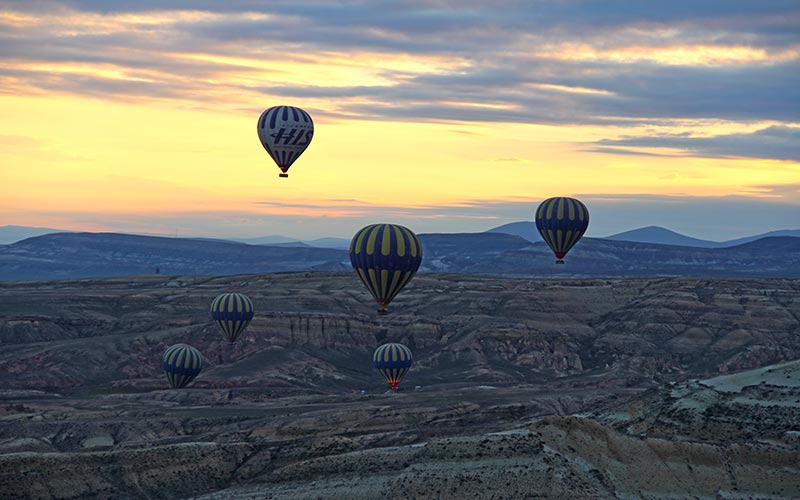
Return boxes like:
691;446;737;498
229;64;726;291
373;343;413;390
211;293;254;343
162;343;203;388
349;224;422;315
257;105;314;178
535;197;589;264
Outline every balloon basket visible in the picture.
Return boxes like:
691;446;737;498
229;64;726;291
555;259;565;264
377;308;389;316
279;173;288;178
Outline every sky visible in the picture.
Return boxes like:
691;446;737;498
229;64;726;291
0;0;798;241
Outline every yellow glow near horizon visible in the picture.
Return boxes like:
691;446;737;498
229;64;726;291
1;92;798;233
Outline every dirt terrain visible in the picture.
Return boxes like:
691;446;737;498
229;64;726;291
0;273;799;498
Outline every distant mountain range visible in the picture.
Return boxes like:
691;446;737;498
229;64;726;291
231;235;351;249
487;222;800;248
604;225;800;248
1;230;799;281
0;226;351;249
420;233;800;278
5;224;798;250
0;232;350;281
0;225;67;245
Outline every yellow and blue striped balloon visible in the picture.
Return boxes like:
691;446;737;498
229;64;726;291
535;197;590;264
210;293;255;343
349;224;423;314
162;344;203;389
373;343;413;390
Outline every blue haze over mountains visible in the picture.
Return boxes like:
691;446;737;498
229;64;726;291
486;222;800;248
1;223;799;281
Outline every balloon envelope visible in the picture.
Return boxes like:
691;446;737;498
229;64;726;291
163;344;203;388
257;105;314;177
535;197;589;263
211;293;254;343
349;224;422;314
373;343;413;389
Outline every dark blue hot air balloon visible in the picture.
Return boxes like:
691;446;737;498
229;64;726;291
211;293;254;343
162;344;203;389
257;105;314;178
535;197;589;264
373;343;413;390
349;224;422;315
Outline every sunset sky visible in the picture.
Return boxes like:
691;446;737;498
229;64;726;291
1;1;798;240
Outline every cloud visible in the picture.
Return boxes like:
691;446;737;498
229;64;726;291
584;147;674;157
0;1;798;129
740;183;800;198
591;125;800;161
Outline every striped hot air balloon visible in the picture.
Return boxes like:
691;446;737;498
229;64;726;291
535;197;590;264
162;344;203;389
257;105;314;178
210;293;255;343
349;224;422;315
373;343;413;390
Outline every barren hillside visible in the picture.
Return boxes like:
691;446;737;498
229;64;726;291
1;273;799;498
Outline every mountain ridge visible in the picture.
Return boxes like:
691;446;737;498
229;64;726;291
2;231;799;281
5;223;798;249
486;221;800;248
604;225;720;247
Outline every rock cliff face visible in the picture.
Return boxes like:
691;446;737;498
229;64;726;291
1;274;799;498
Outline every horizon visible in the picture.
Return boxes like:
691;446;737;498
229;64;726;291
2;221;799;245
1;2;798;241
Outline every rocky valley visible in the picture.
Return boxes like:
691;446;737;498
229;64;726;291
1;273;799;498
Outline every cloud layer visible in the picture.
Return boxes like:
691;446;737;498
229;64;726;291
2;1;798;237
1;1;798;130
591;125;800;161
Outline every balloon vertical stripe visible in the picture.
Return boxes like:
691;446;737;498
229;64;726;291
381;226;392;256
367;226;380;255
393;226;406;256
